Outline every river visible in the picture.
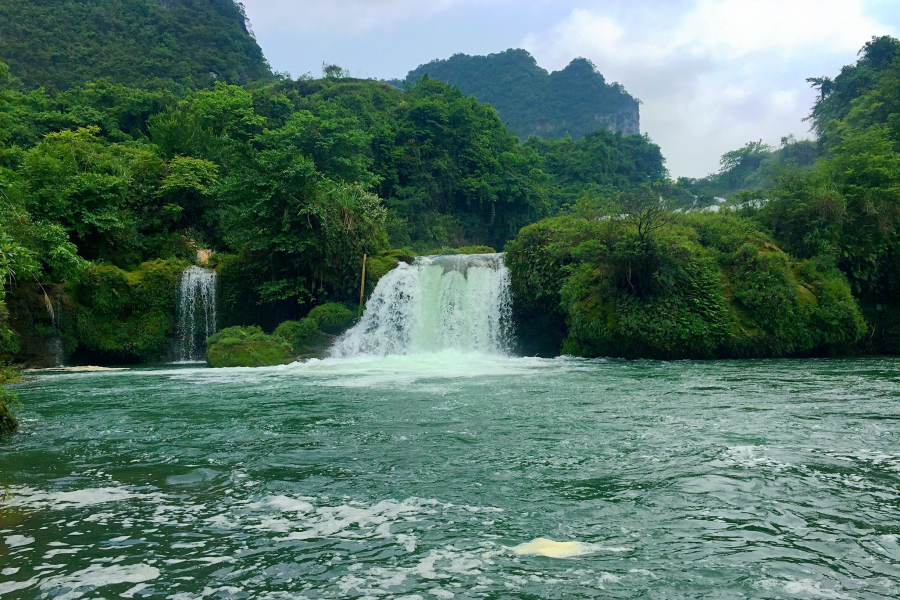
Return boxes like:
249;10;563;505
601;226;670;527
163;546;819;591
1;354;898;598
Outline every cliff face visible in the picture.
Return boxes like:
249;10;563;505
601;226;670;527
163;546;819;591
0;0;272;91
404;50;641;140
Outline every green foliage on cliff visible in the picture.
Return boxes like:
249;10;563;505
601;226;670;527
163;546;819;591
0;0;272;92
66;259;186;362
526;130;667;210
401;49;640;141
806;36;900;142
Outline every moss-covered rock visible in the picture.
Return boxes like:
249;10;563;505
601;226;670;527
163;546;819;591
205;326;293;368
272;318;333;356
308;303;356;334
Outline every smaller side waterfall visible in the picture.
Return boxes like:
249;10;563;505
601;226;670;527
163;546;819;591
176;266;218;362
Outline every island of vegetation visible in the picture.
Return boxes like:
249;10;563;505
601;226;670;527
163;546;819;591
2;0;900;432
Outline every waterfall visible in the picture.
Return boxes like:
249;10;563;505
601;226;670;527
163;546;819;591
48;297;65;367
331;253;513;358
176;266;218;362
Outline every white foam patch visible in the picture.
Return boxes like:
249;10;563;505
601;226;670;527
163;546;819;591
278;498;438;541
783;579;852;599
267;495;314;514
4;534;35;547
0;578;38;596
39;563;160;599
336;547;487;596
711;446;791;470
759;578;852;599
2;486;163;509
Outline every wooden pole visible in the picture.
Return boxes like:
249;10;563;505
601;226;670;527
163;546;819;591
358;253;367;318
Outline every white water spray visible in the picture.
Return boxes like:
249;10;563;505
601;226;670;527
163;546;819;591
331;253;513;358
176;266;217;362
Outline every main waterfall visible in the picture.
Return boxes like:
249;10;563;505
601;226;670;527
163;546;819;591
176;266;218;362
331;253;513;358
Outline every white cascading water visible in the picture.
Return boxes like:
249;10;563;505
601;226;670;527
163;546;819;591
176;266;218;362
331;253;513;358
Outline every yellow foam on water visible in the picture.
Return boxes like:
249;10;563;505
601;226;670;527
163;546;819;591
508;538;588;559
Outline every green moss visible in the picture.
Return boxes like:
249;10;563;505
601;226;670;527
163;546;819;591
308;303;355;334
274;318;320;354
455;245;496;254
205;326;293;368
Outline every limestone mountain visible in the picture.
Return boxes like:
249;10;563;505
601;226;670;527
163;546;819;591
397;49;640;140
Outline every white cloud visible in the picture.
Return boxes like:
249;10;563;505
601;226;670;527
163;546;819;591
241;0;508;32
522;0;891;176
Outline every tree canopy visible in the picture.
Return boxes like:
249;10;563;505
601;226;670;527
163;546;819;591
0;0;272;92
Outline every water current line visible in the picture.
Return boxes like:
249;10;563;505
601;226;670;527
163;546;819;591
331;253;513;358
176;266;218;362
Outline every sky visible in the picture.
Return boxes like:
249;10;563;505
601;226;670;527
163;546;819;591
239;0;900;178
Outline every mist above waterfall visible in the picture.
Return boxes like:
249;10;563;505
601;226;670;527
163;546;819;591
331;254;513;358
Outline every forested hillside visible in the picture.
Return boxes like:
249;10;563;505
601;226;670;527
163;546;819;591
398;49;640;140
0;0;271;92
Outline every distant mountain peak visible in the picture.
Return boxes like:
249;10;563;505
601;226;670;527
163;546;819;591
403;49;639;140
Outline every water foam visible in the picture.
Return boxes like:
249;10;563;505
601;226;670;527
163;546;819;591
331;254;512;358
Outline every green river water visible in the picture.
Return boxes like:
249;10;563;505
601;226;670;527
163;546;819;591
1;354;899;598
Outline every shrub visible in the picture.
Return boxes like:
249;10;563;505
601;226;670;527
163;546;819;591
308;303;355;334
205;326;293;368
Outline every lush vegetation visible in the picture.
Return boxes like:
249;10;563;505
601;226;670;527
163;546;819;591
0;0;271;93
507;36;900;357
396;49;640;141
507;201;863;359
0;38;667;369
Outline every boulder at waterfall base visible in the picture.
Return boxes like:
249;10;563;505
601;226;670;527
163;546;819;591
273;319;333;356
308;303;356;335
205;326;293;368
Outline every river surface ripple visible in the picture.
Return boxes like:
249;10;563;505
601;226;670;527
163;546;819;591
1;354;899;599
